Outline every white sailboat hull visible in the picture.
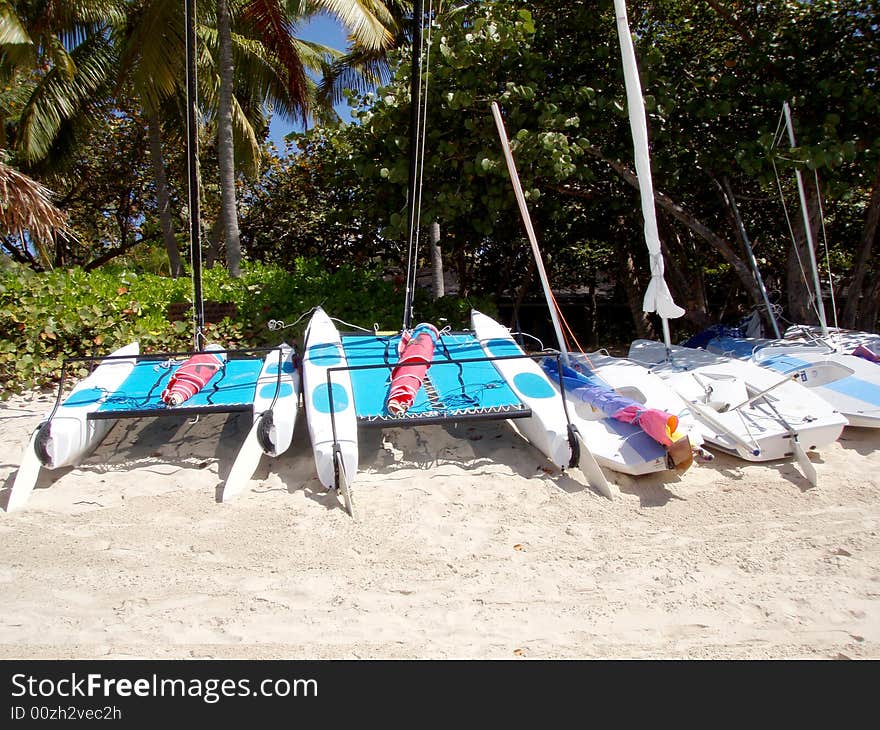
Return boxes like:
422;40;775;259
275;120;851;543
575;352;706;451
630;340;848;462
571;413;667;476
302;308;358;489
751;344;880;429
783;325;880;356
705;336;880;429
552;353;678;475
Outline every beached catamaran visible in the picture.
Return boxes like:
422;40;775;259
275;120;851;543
301;1;619;515
7;0;298;511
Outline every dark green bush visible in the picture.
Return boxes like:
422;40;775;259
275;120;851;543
0;259;494;396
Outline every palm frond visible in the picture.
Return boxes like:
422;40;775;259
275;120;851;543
195;39;262;176
0;3;32;46
292;36;343;68
0;152;70;265
48;34;77;79
118;0;185;113
231;93;264;173
16;32;116;162
312;0;398;53
65;0;128;27
317;48;389;106
240;0;309;123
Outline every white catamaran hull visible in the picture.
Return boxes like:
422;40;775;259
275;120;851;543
8;342;139;511
221;343;301;502
471;311;615;497
302;308;358;491
471;311;572;469
252;343;300;457
629;340;848;463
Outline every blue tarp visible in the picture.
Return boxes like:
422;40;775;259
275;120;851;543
541;358;637;418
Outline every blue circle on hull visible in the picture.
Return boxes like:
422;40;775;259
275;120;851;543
307;343;341;366
63;386;105;408
312;383;350;413
259;382;294;400
513;372;555;399
267;360;297;374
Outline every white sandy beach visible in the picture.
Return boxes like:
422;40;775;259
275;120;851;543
1;388;878;659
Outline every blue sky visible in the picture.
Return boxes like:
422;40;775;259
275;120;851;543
267;14;354;148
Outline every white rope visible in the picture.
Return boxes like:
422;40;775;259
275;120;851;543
330;316;376;334
268;305;318;331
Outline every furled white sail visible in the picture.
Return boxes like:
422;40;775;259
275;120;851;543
613;0;685;326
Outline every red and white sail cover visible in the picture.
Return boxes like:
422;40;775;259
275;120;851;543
387;323;440;416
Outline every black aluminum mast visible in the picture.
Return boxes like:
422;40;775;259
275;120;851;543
184;0;205;351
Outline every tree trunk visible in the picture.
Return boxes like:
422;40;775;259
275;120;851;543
658;216;710;330
509;258;535;333
842;160;880;328
146;112;182;278
857;276;880;332
430;221;444;298
206;216;223;269
455;243;469;297
786;180;823;326
619;246;656;340
84;235;151;271
717;175;779;335
588;265;598;349
217;0;241;278
786;244;814;325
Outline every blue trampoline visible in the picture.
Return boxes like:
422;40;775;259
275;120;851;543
80;350;281;421
338;332;533;426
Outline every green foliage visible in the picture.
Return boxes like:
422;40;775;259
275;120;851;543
0;258;483;396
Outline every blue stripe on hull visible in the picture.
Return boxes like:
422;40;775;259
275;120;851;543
821;374;880;407
760;354;880;408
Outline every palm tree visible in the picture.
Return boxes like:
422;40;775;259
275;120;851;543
117;0;187;276
213;0;401;277
0;1;127;271
315;1;479;109
2;1;404;277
